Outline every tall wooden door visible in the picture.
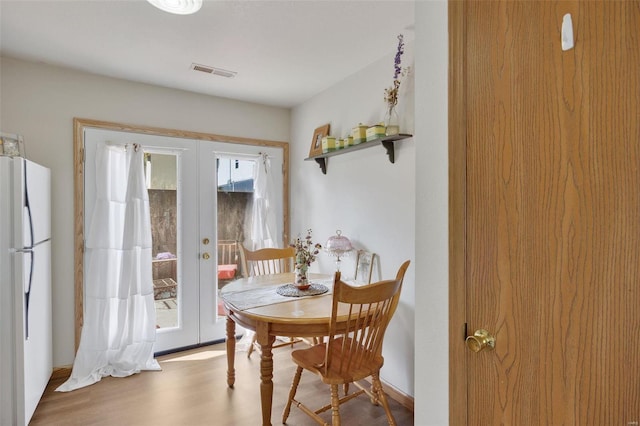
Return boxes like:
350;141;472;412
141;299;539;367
450;1;640;424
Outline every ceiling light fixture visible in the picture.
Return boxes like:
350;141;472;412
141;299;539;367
147;0;202;15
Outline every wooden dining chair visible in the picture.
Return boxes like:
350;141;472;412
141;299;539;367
282;260;410;426
238;244;299;357
218;239;238;265
217;240;239;283
238;245;295;278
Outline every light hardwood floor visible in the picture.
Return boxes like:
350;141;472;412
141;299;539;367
32;342;414;425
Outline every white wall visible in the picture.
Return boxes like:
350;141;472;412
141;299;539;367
290;43;416;396
0;56;290;366
1;2;450;420
414;1;449;424
290;0;449;420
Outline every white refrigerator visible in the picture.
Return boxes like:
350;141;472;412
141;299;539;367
0;156;52;425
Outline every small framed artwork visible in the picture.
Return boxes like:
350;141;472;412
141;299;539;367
309;124;330;158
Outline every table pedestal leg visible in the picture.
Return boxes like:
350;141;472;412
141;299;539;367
226;315;236;387
257;323;276;426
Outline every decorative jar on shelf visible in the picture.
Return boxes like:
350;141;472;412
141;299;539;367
366;124;386;141
321;136;336;153
384;107;400;136
352;124;367;144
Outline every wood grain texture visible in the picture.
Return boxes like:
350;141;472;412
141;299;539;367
73;118;290;350
457;0;640;424
239;246;295;277
448;0;468;425
73;118;85;351
282;268;408;426
31;343;414;425
222;270;411;425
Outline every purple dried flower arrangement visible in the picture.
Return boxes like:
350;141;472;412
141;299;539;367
384;34;406;110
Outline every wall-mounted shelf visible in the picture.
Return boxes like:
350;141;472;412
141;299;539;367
304;133;412;174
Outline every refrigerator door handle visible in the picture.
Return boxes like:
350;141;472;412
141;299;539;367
24;249;33;340
23;164;35;248
15;248;34;340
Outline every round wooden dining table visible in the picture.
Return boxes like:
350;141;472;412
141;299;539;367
220;272;335;426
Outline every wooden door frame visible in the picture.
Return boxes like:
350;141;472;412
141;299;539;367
449;1;467;424
73;117;290;349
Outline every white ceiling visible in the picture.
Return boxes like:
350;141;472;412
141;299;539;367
0;0;415;108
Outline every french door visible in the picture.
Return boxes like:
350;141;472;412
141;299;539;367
83;128;284;353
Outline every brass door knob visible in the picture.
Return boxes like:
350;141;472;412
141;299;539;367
465;329;495;353
202;238;210;245
202;252;210;260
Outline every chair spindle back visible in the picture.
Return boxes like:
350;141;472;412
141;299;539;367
239;245;295;277
325;260;410;375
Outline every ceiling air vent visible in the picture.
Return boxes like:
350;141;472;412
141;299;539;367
190;63;237;78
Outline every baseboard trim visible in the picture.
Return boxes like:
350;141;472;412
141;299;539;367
367;377;415;412
51;366;72;381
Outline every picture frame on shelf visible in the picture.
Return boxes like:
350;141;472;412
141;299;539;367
309;123;330;158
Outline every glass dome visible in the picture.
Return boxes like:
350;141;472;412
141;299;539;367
325;230;353;271
325;230;353;256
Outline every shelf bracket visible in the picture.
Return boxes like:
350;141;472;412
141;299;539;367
381;140;396;163
314;158;327;174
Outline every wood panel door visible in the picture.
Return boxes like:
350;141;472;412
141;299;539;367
450;1;640;424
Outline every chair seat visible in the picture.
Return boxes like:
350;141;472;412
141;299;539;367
217;264;237;280
291;338;384;385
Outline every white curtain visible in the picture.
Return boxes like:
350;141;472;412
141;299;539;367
238;153;279;350
57;142;160;392
245;153;278;249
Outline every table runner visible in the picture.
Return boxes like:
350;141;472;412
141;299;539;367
222;279;335;311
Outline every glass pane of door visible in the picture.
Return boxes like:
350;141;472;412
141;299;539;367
146;152;179;329
198;142;284;343
144;141;199;353
216;157;255;295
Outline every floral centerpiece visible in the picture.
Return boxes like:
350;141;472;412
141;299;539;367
290;229;322;289
383;33;407;135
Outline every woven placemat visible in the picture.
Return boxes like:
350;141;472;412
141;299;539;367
276;283;329;297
